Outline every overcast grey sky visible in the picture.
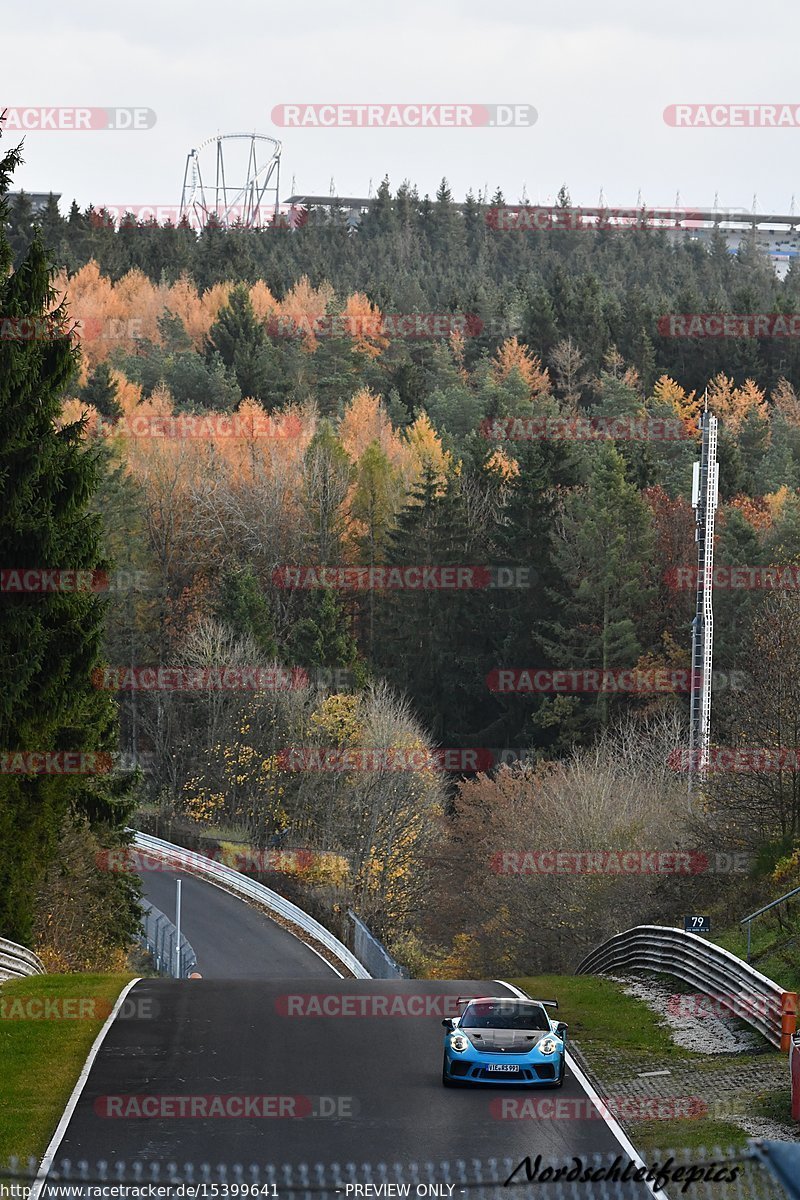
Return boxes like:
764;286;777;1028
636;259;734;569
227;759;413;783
4;0;799;214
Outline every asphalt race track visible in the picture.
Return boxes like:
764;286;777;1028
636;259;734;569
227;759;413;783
139;867;337;978
36;873;656;1197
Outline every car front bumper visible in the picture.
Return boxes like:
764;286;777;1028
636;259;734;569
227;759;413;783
444;1047;563;1085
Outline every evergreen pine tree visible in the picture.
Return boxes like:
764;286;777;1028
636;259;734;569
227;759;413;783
214;564;277;657
80;361;121;418
0;136;137;941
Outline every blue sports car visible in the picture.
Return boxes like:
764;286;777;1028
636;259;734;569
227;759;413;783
441;995;567;1087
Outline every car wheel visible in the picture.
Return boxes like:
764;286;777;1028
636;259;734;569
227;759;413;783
553;1058;565;1088
442;1055;456;1087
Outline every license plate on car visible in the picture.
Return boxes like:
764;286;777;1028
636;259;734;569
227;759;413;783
486;1064;520;1072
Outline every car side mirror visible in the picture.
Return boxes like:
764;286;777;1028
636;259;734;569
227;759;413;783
555;1022;568;1035
442;1017;455;1028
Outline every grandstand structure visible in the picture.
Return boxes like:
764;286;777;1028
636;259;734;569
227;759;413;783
8;191;60;213
285;195;800;275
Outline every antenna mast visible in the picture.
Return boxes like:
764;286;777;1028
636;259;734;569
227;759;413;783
688;393;719;810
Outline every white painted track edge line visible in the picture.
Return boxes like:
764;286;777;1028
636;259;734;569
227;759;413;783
494;979;667;1199
31;976;142;1200
299;938;344;978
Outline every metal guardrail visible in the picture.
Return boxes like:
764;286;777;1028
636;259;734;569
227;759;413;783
741;884;800;962
138;898;198;978
347;909;409;979
576;924;797;1050
131;831;370;979
0;936;45;983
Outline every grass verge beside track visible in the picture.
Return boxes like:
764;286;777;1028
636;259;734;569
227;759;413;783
512;974;685;1058
512;974;790;1153
0;973;133;1162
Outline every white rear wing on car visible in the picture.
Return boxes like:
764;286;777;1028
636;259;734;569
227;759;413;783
454;995;559;1010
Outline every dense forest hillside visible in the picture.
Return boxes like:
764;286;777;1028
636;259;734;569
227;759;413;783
6;173;800;972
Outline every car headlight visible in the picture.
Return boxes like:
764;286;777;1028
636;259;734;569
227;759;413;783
537;1037;559;1055
449;1033;471;1052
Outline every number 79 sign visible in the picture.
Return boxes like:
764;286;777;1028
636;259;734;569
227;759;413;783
684;915;710;933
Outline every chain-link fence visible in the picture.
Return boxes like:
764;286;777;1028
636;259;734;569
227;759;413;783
2;1144;798;1200
347;909;408;979
137;898;197;978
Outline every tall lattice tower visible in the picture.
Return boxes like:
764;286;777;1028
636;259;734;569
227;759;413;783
688;398;719;809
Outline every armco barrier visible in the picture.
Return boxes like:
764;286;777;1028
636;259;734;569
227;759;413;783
0;936;45;983
576;924;797;1050
131;831;370;978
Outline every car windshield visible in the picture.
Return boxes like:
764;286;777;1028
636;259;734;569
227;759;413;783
460;1001;551;1030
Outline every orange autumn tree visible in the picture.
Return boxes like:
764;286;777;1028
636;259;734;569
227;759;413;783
341;292;389;358
491;337;551;399
53;261;119;370
248;280;279;323
484;448;520;481
650;374;699;431
58;370;144;434
448;329;469;380
339;390;409;557
112;268;163;347
404;412;453;495
338;388;406;469
772;378;800;427
727;495;772;533
210;398;315;485
277;275;335;350
765;486;792;523
55;265;233;362
708;373;768;433
165;276;232;350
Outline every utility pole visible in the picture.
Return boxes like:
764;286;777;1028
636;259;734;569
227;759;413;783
174;878;182;978
688;394;719;811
